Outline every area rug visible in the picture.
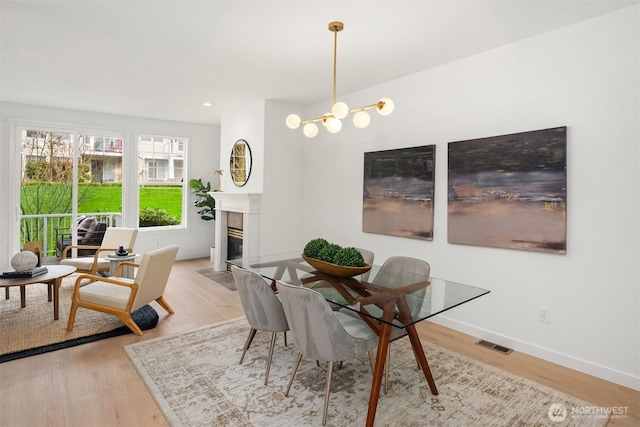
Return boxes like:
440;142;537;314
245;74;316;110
196;268;236;291
0;276;158;363
124;317;608;427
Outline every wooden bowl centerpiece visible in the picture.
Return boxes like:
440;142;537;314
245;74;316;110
303;238;372;278
302;255;372;278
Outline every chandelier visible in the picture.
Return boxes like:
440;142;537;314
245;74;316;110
286;21;394;138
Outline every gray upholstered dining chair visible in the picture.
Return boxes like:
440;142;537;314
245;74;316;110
341;255;430;393
231;265;289;385
276;280;379;426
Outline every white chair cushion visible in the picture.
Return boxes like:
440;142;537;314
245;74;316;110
78;279;135;310
60;257;109;270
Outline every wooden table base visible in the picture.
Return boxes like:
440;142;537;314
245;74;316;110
299;271;438;427
365;298;438;427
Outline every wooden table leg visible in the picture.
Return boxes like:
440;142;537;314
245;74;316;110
405;324;438;394
53;278;61;320
20;285;26;308
397;296;438;395
366;300;396;427
4;287;9;300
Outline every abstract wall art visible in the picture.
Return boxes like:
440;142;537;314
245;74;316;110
447;126;567;254
363;145;436;240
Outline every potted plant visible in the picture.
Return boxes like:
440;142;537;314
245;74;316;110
189;178;216;221
189;178;217;262
302;238;371;278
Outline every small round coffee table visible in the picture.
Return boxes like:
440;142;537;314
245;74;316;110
0;265;76;320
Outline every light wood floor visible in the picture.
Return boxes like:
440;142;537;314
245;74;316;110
1;258;637;426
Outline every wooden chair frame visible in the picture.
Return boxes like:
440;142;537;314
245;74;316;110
66;256;175;336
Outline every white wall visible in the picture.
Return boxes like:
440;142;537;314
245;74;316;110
299;7;639;388
261;100;305;254
220;101;265;194
219;100;305;256
0;102;220;261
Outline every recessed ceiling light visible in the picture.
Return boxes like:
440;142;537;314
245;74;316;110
203;102;213;107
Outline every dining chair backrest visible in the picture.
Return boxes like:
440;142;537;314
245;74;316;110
276;281;377;362
373;256;430;284
231;265;289;333
130;245;178;312
373;256;431;320
356;247;374;282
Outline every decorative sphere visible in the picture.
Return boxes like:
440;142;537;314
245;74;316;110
11;251;38;272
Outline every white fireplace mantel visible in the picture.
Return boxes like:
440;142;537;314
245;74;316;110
210;192;262;271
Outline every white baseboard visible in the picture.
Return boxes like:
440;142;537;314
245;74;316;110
428;315;640;392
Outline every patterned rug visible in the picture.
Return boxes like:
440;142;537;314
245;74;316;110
124;317;608;426
0;275;158;362
196;268;236;291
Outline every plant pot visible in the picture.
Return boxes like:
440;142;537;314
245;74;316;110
302;255;372;278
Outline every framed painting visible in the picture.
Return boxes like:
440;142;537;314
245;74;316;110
363;145;436;240
447;126;567;254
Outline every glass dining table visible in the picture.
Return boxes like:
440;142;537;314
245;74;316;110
228;251;490;427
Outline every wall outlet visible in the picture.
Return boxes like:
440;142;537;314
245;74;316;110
539;306;551;323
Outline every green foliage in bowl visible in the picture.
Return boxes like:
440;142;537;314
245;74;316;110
303;238;365;267
317;243;341;263
303;238;329;258
333;247;365;267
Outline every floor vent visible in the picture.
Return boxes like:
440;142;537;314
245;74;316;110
475;339;513;355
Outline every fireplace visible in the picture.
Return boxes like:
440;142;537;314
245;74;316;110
227;212;244;267
210;193;262;272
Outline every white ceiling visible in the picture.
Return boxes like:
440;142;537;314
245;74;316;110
1;0;636;125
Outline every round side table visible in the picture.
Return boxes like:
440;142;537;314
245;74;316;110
105;253;140;278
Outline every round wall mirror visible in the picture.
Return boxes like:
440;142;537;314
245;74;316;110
230;139;252;187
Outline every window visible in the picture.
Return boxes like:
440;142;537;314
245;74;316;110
148;160;167;179
137;135;187;228
18;128;124;257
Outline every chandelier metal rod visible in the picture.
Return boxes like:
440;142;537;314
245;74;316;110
332;22;338;106
348;101;385;113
